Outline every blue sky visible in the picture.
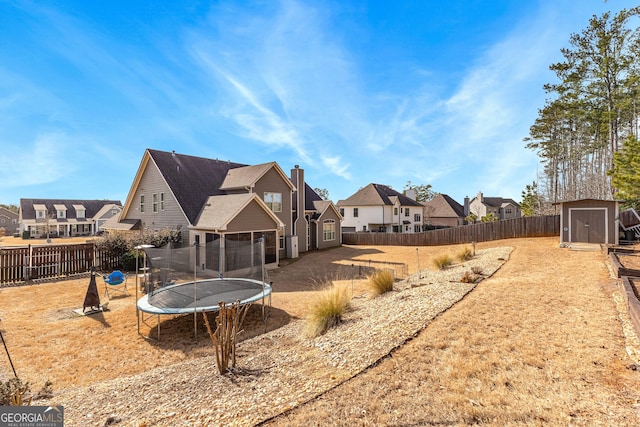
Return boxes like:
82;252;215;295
0;0;635;206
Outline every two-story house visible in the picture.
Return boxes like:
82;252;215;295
422;194;466;228
106;149;341;274
465;192;521;221
19;199;123;238
337;183;424;233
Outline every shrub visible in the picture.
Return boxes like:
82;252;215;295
457;247;474;262
433;254;454;270
367;269;395;296
305;283;351;338
120;251;141;272
460;271;477;283
0;377;31;406
471;266;483;275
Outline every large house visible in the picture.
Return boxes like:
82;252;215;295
0;207;19;236
422;194;466;227
18;199;122;238
106;149;341;273
465;192;521;221
337;183;424;233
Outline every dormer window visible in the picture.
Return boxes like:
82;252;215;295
73;204;86;219
58;210;66;218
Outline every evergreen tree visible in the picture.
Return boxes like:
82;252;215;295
610;135;640;209
521;181;542;216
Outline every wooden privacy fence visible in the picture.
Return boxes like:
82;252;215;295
0;243;121;285
342;215;560;247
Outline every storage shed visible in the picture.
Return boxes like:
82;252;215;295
556;199;619;245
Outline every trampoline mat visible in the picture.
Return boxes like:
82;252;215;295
137;278;270;314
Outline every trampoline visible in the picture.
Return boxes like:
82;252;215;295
137;278;272;315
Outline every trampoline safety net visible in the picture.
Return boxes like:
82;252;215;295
142;236;267;297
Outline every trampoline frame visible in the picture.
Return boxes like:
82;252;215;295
134;239;271;340
136;278;272;339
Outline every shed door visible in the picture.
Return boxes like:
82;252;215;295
570;209;606;243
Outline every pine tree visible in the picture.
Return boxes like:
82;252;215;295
610;135;640;208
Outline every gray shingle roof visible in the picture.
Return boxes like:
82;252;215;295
20;199;122;220
337;183;423;207
148;149;247;225
424;194;465;218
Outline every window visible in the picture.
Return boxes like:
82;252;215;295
353;208;359;217
140;195;145;213
414;225;421;232
339;208;344;217
153;194;158;213
506;208;512;214
264;192;282;212
362;225;366;231
57;210;66;219
37;210;45;219
405;208;410;217
323;220;336;241
160;192;165;211
394;207;398;215
414;214;421;222
279;235;285;250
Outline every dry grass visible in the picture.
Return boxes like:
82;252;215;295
1;238;639;426
457;246;474;261
266;238;640;426
366;269;394;296
433;253;454;269
304;282;352;338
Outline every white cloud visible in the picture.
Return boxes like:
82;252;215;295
0;133;76;187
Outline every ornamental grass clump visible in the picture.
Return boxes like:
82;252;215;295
305;283;352;338
433;253;454;270
367;269;395;296
458;246;474;262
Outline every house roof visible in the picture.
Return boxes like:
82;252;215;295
220;162;274;190
20;199;122;220
0;207;18;219
146;149;247;225
193;193;284;231
424;194;465;218
337;183;423;207
102;217;141;231
292;184;324;212
480;197;520;208
93;203;122;220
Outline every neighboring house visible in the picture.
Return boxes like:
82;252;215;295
465;192;521;221
337;183;424;233
19;199;123;238
0;207;19;236
422;194;466;227
106;149;341;274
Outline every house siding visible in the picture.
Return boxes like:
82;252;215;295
130;162;189;236
316;209;341;250
226;200;280;232
253;167;293;258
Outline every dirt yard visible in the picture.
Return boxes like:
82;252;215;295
0;237;639;426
